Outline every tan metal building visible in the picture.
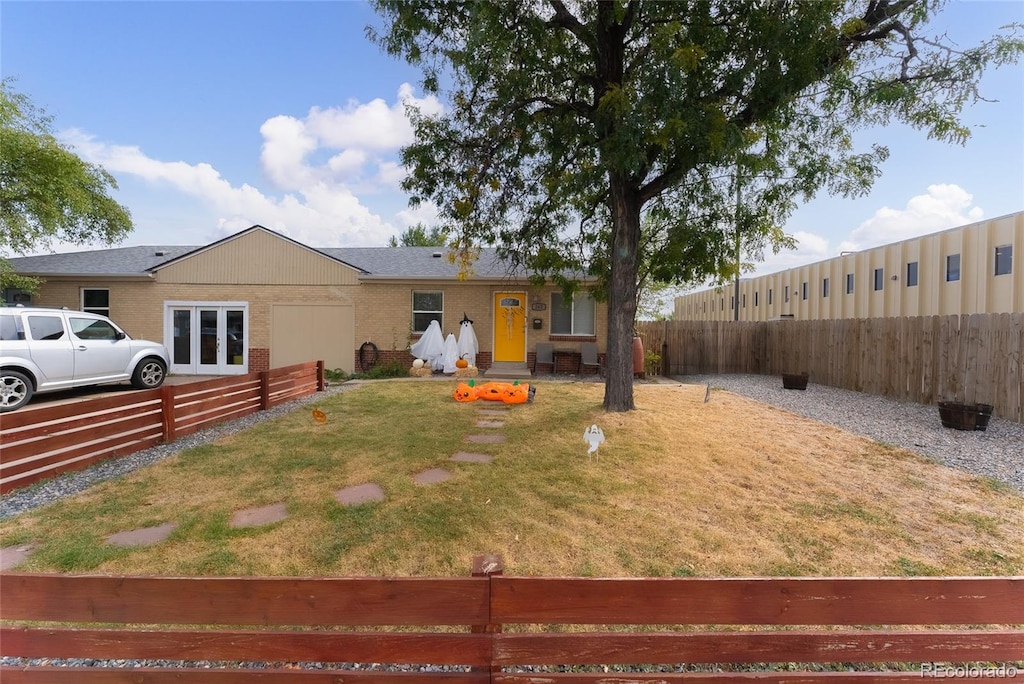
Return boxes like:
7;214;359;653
674;211;1023;321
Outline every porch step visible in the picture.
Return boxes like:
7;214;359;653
483;362;532;379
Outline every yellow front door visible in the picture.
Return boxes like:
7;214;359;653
493;292;526;363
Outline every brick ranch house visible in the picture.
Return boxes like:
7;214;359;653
5;225;607;377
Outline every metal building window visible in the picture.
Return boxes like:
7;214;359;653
754;291;759;307
784;286;789;303
801;282;808;301
946;254;960;282
822;278;830;298
845;273;854;294
995;245;1012;276
768;288;773;305
873;268;884;291
906;262;918;287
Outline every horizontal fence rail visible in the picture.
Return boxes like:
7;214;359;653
637;313;1023;422
0;361;324;493
1;558;1022;682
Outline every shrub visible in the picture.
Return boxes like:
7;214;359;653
644;350;661;376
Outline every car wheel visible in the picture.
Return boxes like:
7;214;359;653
0;370;34;412
131;357;167;389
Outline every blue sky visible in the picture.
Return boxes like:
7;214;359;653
2;1;1022;277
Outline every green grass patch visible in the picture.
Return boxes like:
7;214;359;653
2;380;1022;578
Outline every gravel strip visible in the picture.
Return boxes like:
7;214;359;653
0;381;360;520
680;374;1023;492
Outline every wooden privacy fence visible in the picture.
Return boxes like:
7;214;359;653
637;313;1023;422
0;361;324;494
2;556;1022;682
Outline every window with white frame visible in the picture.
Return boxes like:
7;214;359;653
412;291;443;333
82;288;110;316
845;273;854;294
550;292;595;335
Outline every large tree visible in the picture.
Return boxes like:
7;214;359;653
370;1;1021;411
388;222;449;246
1;80;132;292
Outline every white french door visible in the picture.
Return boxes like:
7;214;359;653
165;302;248;375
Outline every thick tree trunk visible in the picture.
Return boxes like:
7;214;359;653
603;175;641;412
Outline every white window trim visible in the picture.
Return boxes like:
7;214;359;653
550;292;596;336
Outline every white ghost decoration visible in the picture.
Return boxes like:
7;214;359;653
583;424;605;460
442;333;460;374
410;320;445;371
457;314;479;367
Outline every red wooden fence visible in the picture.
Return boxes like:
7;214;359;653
0;361;324;494
1;556;1021;682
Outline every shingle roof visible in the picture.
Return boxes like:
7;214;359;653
7;243;528;279
319;247;526;279
6;245;197;275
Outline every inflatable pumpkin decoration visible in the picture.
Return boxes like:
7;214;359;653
453;379;532;404
454;380;478;402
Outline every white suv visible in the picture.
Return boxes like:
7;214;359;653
0;307;170;412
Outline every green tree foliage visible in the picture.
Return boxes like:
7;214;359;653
387;223;448;246
1;80;132;292
369;0;1022;411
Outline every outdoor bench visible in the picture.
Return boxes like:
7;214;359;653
1;556;1021;682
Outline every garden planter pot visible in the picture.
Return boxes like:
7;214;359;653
782;373;809;390
975;403;994;431
937;401;990;431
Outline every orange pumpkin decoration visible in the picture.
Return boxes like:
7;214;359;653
453;380;531;404
456;357;469;369
454;381;478;402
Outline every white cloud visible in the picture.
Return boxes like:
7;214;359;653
839;184;983;253
58;84;446;248
258;82;444;190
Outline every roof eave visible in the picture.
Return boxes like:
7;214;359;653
15;272;156;280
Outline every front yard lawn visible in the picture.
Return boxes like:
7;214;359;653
1;381;1021;577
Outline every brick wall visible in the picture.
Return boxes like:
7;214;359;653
249;348;270;372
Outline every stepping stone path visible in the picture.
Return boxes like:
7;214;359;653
335;483;386;506
450;452;494;464
16;390;519;565
107;523;177;547
466;433;505;443
0;544;34;571
414;468;453;485
231;503;288;528
477;409;508;417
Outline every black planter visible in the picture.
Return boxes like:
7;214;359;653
782;373;809;390
975;403;994;431
937;401;991;432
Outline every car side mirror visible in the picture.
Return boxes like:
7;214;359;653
115;331;126;340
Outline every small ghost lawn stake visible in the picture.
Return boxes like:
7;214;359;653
583;424;605;461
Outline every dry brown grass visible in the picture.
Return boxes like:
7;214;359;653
2;380;1021;578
